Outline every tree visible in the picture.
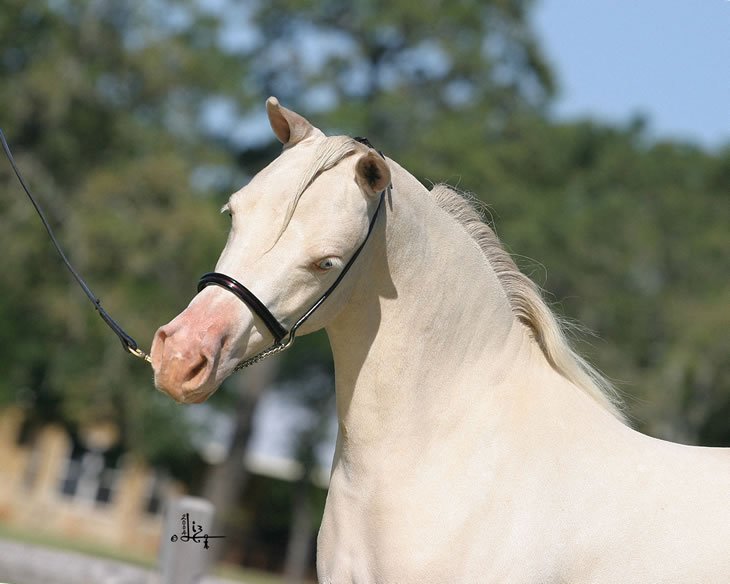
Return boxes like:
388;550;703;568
196;0;554;152
0;0;244;478
442;112;730;444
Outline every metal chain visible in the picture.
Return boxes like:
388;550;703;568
233;336;294;371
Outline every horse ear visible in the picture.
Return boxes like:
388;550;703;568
356;151;391;196
266;96;322;146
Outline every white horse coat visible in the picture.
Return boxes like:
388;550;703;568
152;98;730;583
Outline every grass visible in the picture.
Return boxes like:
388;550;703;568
0;522;156;569
0;522;285;583
214;564;285;584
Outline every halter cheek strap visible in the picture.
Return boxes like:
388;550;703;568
197;137;388;370
197;186;386;370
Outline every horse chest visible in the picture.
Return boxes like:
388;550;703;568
316;460;555;583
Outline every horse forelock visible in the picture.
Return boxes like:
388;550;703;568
429;184;626;421
275;136;363;241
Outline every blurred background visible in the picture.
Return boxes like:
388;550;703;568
0;0;728;582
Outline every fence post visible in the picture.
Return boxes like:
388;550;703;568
159;496;217;584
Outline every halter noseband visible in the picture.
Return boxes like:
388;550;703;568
197;138;388;370
197;272;288;343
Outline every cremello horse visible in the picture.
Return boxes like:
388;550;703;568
152;98;730;583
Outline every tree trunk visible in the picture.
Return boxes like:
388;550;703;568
283;391;333;583
283;472;314;584
202;355;280;563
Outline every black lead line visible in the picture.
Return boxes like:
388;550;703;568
1;129;151;362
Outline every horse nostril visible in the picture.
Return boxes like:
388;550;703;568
151;314;226;397
150;326;172;372
184;354;211;385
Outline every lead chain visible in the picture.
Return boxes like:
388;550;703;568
233;337;293;371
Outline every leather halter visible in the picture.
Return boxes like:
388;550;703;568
197;138;388;370
198;272;288;343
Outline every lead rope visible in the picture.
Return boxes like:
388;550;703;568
1;129;151;363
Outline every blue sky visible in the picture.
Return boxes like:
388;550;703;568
532;0;729;149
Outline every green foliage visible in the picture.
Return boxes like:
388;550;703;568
1;0;727;495
411;112;730;443
242;0;553;147
0;0;237;478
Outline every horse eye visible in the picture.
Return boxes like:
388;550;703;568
317;258;335;270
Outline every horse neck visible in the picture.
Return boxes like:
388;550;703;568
326;160;532;448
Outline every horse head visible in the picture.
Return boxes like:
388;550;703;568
151;97;390;403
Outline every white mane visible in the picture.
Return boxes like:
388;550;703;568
430;184;625;421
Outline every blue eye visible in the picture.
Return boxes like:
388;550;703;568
317;258;336;270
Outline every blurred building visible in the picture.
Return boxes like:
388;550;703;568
0;407;182;555
0;389;335;575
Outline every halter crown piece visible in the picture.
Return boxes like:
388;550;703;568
198;137;389;370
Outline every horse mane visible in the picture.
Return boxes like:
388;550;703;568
430;184;626;421
277;139;624;420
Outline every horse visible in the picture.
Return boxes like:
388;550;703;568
151;97;730;583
